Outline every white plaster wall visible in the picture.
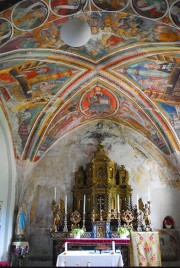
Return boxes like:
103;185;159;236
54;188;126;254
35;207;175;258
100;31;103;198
0;108;16;261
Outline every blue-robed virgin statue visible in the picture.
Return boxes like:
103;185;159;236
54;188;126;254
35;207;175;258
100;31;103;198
16;203;26;237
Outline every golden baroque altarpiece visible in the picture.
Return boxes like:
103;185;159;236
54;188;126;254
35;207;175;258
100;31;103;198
50;144;152;239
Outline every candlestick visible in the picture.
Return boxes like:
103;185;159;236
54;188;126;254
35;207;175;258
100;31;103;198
54;187;56;202
112;241;115;253
83;195;86;214
117;212;121;229
137;194;139;212
63;196;68;232
65;195;67;214
117;195;120;213
65;242;68;252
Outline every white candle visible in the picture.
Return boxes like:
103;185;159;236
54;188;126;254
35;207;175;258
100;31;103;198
83;195;86;214
137;194;139;212
65;195;67;214
65;242;68;252
112;241;115;253
148;187;151;201
117;195;120;213
54;187;56;202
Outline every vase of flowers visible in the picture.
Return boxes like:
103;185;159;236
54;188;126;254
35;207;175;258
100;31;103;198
117;227;130;239
12;245;29;266
163;216;174;229
71;228;84;238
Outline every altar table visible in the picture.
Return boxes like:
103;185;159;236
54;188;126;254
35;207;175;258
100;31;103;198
56;250;124;267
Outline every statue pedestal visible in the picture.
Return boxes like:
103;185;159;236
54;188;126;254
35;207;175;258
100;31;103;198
12;241;29;248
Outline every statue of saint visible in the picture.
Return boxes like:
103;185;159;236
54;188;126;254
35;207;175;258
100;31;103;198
16;203;26;237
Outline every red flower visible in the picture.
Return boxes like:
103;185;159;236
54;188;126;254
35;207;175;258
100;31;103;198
163;216;174;225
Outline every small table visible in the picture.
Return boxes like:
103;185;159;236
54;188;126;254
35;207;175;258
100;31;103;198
56;250;124;267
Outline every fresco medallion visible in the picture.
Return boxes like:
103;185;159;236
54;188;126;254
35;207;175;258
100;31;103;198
131;0;168;19
50;0;86;16
92;0;128;11
12;0;49;31
0;18;13;47
80;85;119;117
169;0;180;29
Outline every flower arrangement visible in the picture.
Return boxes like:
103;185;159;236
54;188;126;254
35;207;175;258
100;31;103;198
13;246;29;259
71;228;84;235
163;216;174;228
117;227;130;236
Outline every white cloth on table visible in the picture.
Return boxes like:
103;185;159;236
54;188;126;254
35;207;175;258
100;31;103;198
56;250;124;267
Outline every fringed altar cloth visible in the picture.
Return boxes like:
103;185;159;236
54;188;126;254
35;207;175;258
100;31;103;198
130;231;162;266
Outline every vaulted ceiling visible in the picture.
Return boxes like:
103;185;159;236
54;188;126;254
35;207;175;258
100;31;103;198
0;0;179;177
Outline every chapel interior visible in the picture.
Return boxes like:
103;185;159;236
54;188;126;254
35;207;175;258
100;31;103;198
0;0;180;267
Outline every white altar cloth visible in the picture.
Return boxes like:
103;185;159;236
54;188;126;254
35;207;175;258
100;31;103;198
56;250;124;267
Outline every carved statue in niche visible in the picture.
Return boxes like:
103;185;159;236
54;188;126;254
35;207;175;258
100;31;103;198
50;199;64;232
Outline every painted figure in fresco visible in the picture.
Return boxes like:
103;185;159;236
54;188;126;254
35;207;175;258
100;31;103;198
16;204;27;237
88;86;113;115
0;20;12;46
93;0;127;11
51;0;80;16
132;0;167;19
170;5;180;28
13;1;48;31
153;24;180;42
143;61;175;73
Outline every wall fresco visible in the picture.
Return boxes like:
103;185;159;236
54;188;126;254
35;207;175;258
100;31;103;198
0;0;179;164
50;0;85;16
117;59;180;103
157;102;180;139
80;85;119;116
169;0;180;28
29;83;173;161
92;0;128;11
0;18;13;47
0;11;180;57
0;1;180;265
131;0;168;19
12;0;49;31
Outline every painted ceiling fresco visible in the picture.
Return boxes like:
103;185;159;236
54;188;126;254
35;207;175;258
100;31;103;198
0;0;179;170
